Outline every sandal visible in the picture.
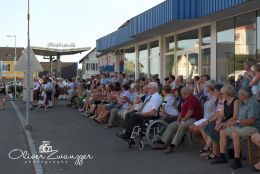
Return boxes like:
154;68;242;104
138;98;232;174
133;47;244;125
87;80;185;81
200;152;210;157
200;146;210;153
206;153;217;160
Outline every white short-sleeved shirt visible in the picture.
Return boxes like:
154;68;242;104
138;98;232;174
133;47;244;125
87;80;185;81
67;82;74;95
142;92;162;113
162;95;178;116
33;82;40;91
120;90;131;109
44;82;52;91
59;81;66;88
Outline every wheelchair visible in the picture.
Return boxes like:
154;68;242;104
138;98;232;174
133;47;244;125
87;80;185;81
127;118;168;150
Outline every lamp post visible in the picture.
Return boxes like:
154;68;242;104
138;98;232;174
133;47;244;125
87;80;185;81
6;35;17;100
25;0;31;130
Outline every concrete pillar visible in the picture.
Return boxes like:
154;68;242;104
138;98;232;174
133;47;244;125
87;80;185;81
198;27;202;76
56;54;61;78
115;54;120;72
49;56;53;76
147;43;151;79
159;36;165;80
135;45;139;80
210;22;217;81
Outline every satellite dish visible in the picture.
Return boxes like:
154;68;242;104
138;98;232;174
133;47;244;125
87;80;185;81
15;47;43;72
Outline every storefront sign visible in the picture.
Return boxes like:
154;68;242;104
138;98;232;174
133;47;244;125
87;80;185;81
47;42;76;48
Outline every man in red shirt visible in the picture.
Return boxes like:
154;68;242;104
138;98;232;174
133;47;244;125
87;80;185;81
154;87;203;154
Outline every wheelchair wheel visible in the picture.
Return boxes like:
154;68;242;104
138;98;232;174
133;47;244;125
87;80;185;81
139;140;144;151
145;120;168;147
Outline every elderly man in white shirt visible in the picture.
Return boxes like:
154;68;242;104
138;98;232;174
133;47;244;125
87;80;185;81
116;82;162;140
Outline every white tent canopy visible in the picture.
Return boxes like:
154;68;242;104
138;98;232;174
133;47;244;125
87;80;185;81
15;47;43;72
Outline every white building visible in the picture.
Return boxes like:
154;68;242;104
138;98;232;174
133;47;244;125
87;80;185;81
96;0;260;83
79;48;99;79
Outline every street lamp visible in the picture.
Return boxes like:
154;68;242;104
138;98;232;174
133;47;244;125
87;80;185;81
6;35;17;100
25;0;31;130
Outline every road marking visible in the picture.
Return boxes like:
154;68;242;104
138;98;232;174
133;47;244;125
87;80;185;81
10;101;26;125
11;101;44;174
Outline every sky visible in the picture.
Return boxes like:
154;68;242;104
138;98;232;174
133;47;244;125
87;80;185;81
0;0;165;63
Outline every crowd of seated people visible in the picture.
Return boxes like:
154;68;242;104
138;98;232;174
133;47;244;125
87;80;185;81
70;63;260;171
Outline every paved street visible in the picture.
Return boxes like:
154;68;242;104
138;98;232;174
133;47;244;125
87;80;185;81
0;101;257;174
0;102;33;174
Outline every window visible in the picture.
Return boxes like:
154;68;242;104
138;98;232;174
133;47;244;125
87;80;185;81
235;11;256;81
257;10;260;62
149;41;160;78
2;64;10;72
138;44;148;78
166;36;174;52
165;54;174;76
217;18;235;83
177;29;199;50
201;48;211;76
124;47;135;79
202;26;211;46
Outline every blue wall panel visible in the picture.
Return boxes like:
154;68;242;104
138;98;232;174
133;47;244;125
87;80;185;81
97;0;247;52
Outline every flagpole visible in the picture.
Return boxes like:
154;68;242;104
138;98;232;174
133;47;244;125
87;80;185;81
25;0;32;130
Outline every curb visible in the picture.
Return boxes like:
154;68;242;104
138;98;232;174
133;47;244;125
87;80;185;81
11;101;44;174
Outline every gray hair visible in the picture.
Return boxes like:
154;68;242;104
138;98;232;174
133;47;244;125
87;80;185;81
205;80;215;90
221;84;235;97
148;82;158;89
239;87;252;98
181;87;192;96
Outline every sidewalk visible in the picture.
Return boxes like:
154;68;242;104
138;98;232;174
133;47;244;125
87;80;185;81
0;102;33;174
14;101;256;174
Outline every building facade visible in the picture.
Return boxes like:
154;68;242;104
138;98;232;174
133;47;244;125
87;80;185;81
79;48;99;79
96;0;260;83
39;62;78;79
0;47;26;80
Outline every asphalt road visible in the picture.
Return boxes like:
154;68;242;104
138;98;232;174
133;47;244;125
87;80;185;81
7;101;258;174
0;102;33;174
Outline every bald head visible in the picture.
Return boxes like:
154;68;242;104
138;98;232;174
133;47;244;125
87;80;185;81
181;87;192;98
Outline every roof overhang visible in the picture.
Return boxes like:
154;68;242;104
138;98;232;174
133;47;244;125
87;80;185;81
100;0;260;51
31;46;91;57
97;0;260;52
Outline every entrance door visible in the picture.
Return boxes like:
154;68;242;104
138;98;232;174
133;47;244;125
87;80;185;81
177;50;199;79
